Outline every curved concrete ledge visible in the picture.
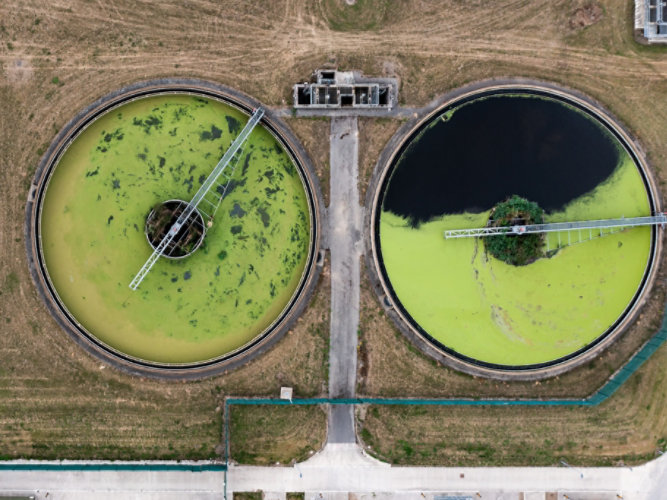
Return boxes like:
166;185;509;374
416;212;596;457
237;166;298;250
25;78;326;380
364;78;663;381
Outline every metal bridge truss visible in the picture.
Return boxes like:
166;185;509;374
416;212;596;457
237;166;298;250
196;138;249;225
444;214;667;251
129;107;265;291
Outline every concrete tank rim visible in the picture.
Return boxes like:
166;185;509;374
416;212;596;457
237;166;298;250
25;77;325;381
364;77;663;381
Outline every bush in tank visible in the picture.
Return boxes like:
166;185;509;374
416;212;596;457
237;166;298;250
484;195;544;266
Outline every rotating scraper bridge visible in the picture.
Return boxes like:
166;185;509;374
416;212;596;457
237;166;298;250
445;214;667;247
130;107;265;290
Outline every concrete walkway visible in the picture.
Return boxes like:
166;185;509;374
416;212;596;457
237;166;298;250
0;463;222;500
4;454;667;499
227;452;667;499
327;117;363;444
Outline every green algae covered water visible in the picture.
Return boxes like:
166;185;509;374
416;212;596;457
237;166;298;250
40;94;311;364
377;92;654;367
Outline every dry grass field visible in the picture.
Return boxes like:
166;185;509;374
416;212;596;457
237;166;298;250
286;117;332;205
358;344;667;467
0;0;666;463
230;404;327;465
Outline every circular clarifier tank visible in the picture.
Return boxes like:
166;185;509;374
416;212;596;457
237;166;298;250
371;85;660;375
31;82;320;374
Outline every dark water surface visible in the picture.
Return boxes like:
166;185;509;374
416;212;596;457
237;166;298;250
382;93;621;224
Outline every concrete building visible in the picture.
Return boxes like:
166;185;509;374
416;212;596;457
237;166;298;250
636;0;667;43
294;70;396;110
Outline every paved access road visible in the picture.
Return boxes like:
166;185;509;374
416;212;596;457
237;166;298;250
0;462;222;500
327;117;363;444
4;452;667;499
228;446;667;500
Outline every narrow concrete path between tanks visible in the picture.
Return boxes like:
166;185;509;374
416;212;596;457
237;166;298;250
327;404;356;443
327;116;363;443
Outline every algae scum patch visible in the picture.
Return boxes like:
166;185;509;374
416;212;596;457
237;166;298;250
41;95;311;364
378;93;653;367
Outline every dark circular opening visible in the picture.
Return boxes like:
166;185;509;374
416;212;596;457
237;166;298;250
145;199;206;259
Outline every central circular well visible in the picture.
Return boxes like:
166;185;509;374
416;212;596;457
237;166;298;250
145;200;206;259
372;86;658;373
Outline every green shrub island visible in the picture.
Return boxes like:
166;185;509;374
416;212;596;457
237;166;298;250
484;195;545;266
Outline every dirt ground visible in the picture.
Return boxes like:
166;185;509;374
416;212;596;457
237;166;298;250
0;0;666;462
357;117;402;204
286;117;332;206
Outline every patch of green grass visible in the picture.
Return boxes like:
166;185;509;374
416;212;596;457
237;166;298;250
323;0;391;31
234;493;261;500
360;427;372;442
230;405;326;465
459;442;496;460
2;272;19;294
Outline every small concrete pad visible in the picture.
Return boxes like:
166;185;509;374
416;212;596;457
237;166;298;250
280;387;293;401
